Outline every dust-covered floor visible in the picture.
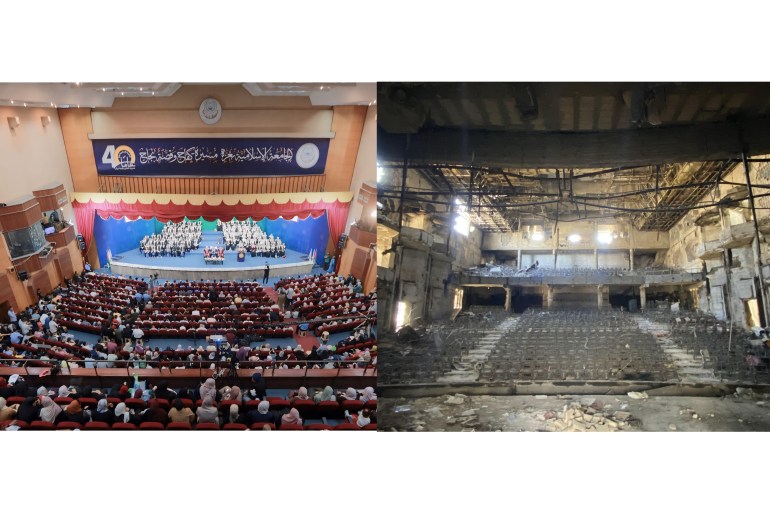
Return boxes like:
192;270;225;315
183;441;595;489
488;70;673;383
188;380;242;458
379;389;770;432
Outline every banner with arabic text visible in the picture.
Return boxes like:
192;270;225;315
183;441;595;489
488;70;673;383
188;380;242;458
93;138;329;176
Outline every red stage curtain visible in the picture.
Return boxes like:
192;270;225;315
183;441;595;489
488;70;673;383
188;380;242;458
72;199;351;252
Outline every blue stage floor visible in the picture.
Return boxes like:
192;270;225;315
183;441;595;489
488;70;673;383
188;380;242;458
110;232;310;270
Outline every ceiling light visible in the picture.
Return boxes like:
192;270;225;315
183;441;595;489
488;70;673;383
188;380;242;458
370;210;377;218
10;100;13;104
597;232;613;244
139;87;143;91
50;102;54;106
121;92;124;96
152;92;155;96
567;234;582;243
23;103;26;107
75;82;81;86
102;88;106;92
531;232;545;241
377;202;383;208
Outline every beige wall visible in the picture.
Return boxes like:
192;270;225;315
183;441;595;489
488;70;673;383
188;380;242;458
0;106;77;223
345;105;377;229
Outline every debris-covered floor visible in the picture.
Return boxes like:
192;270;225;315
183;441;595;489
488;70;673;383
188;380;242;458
379;388;770;432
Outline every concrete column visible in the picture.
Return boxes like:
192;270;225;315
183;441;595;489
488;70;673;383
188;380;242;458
629;248;634;271
504;286;512;312
552;248;557;269
640;285;647;310
594;248;599;269
517;249;522;270
597;285;604;308
545;286;554;308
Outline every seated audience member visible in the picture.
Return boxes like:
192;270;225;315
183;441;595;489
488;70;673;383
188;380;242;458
339;387;360;403
16;397;41;424
168;398;195;425
196;396;219;425
113;402;140;425
199;378;218;402
142;399;168;426
281;407;303;426
361;386;377;403
245;400;276;426
314;386;335;404
345;408;372;428
91;399;114;424
227;404;244;425
0;397;17;423
248;373;266;401
39;396;63;423
61;400;89;425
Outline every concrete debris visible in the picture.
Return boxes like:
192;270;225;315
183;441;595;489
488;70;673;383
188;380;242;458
613;411;632;422
394;405;412;413
535;395;548;399
591;400;605;410
692;414;699;419
446;417;458;425
459;409;478;417
627;391;649;400
425;406;444;416
669;424;677;431
734;387;757;400
444;396;466;405
544;403;632;432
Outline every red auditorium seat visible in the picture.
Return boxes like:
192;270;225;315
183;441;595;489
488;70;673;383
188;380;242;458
316;401;343;417
334;423;361;430
107;397;122;406
291;399;316;418
266;398;291;411
180;399;194;409
250;422;275;430
166;422;192;430
78;398;98;409
341;400;364;411
223;423;248;430
306;423;333;430
155;399;170;410
83;421;110;430
112;423;137;430
218;400;241;413
6;396;25;406
139;422;165;430
364;400;377;410
29;421;56;430
125;399;146;410
279;423;305;430
195;422;220;430
363;424;377;430
5;420;29;429
244;400;261;411
56;421;84;430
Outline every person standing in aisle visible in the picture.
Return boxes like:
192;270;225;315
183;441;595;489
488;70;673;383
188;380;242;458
263;263;270;284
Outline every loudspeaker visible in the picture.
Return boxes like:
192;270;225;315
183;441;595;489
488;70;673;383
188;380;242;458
18;270;28;281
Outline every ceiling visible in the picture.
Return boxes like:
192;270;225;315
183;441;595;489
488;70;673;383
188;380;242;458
377;83;770;233
0;82;375;108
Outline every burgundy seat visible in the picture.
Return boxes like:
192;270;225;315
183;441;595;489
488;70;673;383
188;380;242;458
244;400;261;411
56;421;84;430
78;398;98;409
139;422;165;430
364;400;377;410
54;397;74;406
166;422;192;430
223;423;248;430
6;396;26;406
306;423;333;430
363;423;377;430
249;422;275;430
317;401;342;417
278;423;305;430
112;422;137;430
341;400;364;411
29;421;56;430
195;422;220;430
83;421;110;430
334;423;361;430
267;398;291;411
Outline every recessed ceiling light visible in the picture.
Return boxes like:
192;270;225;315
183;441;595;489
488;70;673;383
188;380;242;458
23;102;26;107
139;87;143;91
152;92;155;96
77;104;80;108
121;92;124;96
10;100;13;104
75;82;81;86
102;88;106;92
50;102;54;106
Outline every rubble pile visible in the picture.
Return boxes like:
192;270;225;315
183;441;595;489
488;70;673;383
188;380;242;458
544;400;634;432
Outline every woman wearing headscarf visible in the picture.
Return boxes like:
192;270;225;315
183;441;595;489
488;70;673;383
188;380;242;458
39;396;63;424
168;398;195;424
196;396;219;425
338;387;360;403
16;396;40;423
227;404;243;425
229;386;242;403
57;385;70;398
0;397;17;423
90;399;114;424
291;386;310;402
361;387;377;403
281;407;302;426
199;378;217;402
142;399;168;426
62;400;89;425
314;386;334;404
113;402;140;425
245;400;275;426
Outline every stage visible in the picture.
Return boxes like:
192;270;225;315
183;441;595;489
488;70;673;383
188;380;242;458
108;232;315;280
